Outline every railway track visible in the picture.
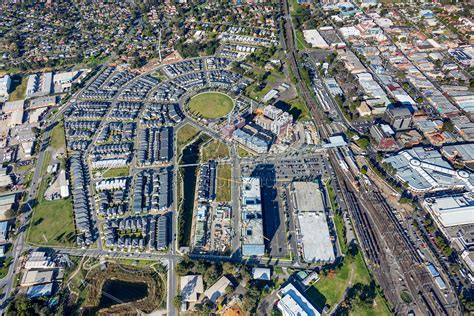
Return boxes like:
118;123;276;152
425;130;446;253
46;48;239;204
279;0;459;313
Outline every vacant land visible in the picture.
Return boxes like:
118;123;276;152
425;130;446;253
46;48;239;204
8;76;27;101
27;198;76;247
27;148;75;247
287;97;310;121
201;139;230;162
177;124;200;153
188;92;234;119
103;166;130;178
216;164;232;202
50;121;66;150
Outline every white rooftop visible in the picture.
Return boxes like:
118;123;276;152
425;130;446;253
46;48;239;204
293;182;335;263
424;194;474;227
278;283;320;316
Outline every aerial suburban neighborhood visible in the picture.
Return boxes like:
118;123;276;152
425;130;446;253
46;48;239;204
0;0;472;315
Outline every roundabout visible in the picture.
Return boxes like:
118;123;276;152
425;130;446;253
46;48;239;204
187;91;234;119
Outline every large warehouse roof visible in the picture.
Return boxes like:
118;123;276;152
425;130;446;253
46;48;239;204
424;194;474;227
293;182;335;263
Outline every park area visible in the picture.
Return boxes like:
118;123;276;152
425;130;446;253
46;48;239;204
306;250;391;315
188;92;234;119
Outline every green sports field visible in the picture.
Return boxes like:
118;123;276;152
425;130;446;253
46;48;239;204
188;92;234;119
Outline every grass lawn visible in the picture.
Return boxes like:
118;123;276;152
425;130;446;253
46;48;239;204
216;164;231;202
8;75;27;101
308;251;391;315
237;146;253;158
15;162;34;174
0;257;13;279
177;124;201;153
249;83;273;101
287;97;310;121
201;139;230;162
309;260;352;308
50;121;66;150
296;29;310;51
351;295;391;316
274;266;284;275
102;166;130;178
188;92;234;119
333;213;347;254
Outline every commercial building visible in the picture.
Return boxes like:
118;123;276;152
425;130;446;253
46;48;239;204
441;144;474;165
384;147;474;192
203;275;231;303
252;267;271;281
180;275;204;303
0;75;11;101
385;106;412;131
324;78;343;97
256;105;292;136
423;194;474;228
233;128;270;154
292;182;335;263
20;270;55;287
29;96;56;109
262;89;279;103
0;193;17;217
277;283;320;316
24;251;54;270
26;73;52;99
241;177;265;256
303;29;329;49
370;124;398;152
0;221;8;243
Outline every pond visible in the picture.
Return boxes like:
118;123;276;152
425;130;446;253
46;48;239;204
98;279;148;309
179;136;206;247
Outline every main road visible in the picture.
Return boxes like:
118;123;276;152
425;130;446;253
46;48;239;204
0;66;109;311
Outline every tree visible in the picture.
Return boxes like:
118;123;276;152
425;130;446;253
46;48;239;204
360;165;368;175
222;262;234;275
173;295;182;309
442;120;455;133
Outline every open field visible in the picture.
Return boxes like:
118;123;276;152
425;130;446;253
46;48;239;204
216;164;231;202
188;92;234;119
27;198;76;247
102;166;130;178
201;139;230;162
27;148;75;247
177;124;201;153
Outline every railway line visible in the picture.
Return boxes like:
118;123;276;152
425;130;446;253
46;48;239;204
279;0;461;313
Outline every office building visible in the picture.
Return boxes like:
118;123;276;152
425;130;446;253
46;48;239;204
385;106;412;131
